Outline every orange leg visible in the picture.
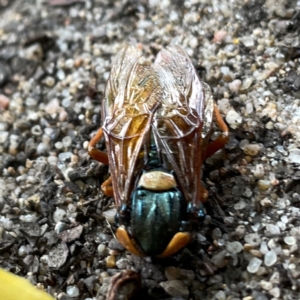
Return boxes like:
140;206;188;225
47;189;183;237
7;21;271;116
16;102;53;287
101;176;114;197
88;127;109;165
158;232;191;258
199;185;209;203
89;127;113;197
204;104;229;160
116;226;145;257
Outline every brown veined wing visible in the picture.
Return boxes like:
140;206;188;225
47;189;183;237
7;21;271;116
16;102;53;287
152;45;214;206
102;45;162;207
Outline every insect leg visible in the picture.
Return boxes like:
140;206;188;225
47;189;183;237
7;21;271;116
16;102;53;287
89;128;114;197
203;104;229;160
101;176;114;197
88;127;109;165
199;185;209;202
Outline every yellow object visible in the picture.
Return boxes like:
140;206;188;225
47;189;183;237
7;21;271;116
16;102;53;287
0;268;54;300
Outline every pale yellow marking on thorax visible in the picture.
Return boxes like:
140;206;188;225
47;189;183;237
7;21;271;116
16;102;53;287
138;171;177;191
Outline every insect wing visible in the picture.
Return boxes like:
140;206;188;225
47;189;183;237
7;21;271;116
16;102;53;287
102;45;161;206
152;46;214;205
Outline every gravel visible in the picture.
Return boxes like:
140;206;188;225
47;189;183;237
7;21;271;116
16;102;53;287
0;0;300;299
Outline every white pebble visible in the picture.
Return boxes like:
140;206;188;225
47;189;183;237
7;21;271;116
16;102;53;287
240;36;255;47
97;244;106;255
0;132;9;144
214;290;226;300
53;207;66;223
66;285;79;297
288;148;300;164
47;156;58;165
244;233;261;247
57;69;66;81
264;250;277;266
65;58;74;69
44;76;55;87
247;257;262;273
234;200;246;210
55;141;63;150
259;241;269;255
257;180;271;191
62;136;72;148
260;280;273;290
242;78;253;90
45;98;61;114
19;214;37;222
226;241;243;253
269;287;280;298
31;125;43;136
58;151;73;162
284;236;296;246
226;109;242;129
260;198;273;207
253;164;265;179
228;79;242;93
242;144;261;156
266;224;280;234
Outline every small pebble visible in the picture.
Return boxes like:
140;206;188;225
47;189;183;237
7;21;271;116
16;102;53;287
253;164;265;179
62;136;72;148
212;228;222;239
43;76;55;87
240;35;255;47
211;250;228;268
160;280;189;298
66;285;79;298
102;208;117;223
53;208;66;223
226;241;243;253
266;224;280;234
58;152;73;162
288;149;300;164
264;250;277;267
235;225;246;238
65;58;74;69
165;266;181;280
226;109;242;129
284;236;296;246
247;257;262;273
45;98;61;114
259;241;269;255
260;198;273;207
260;280;273;290
257;180;271;191
249;249;263;258
228;79;242;93
106;255;116;268
242;144;261;156
0;94;10;110
234;200;246;210
108;238;125;252
214;290;226;300
269;287;280;298
244;233;261;247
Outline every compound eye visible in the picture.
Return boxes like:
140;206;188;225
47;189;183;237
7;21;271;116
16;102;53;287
198;207;206;222
116;204;131;226
187;202;206;223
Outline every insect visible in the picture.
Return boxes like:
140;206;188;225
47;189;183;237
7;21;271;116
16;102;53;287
88;45;229;257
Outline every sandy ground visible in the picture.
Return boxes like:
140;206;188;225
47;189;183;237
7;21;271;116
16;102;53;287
0;0;300;299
